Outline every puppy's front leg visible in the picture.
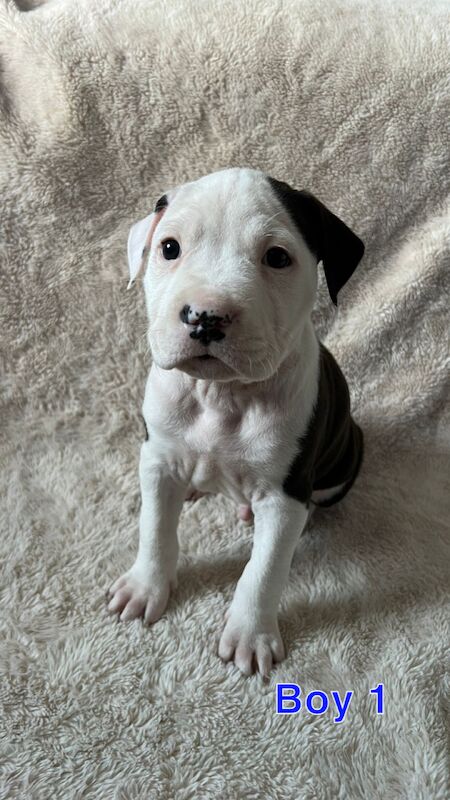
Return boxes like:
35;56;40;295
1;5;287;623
108;442;186;624
219;492;309;676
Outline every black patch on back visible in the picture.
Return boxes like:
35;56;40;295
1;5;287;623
142;415;149;441
266;176;365;306
282;342;364;507
154;194;168;213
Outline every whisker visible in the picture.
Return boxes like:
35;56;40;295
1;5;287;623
261;210;284;231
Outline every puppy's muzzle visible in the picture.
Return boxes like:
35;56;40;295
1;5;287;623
179;304;234;347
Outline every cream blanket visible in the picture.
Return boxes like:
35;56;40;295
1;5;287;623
1;0;449;797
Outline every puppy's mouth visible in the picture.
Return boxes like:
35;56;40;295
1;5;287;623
174;351;236;379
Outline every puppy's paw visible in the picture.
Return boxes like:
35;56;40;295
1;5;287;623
218;613;285;677
107;567;171;624
238;504;253;524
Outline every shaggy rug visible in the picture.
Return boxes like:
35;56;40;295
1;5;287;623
1;0;449;797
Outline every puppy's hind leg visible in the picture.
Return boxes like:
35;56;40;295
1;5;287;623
185;488;207;502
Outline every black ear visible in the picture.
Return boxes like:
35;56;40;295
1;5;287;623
267;176;365;305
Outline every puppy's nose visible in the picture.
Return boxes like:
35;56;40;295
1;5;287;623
179;303;234;346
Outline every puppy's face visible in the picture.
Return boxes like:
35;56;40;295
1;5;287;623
128;167;364;383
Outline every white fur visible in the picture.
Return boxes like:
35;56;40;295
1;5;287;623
110;167;340;676
127;212;154;288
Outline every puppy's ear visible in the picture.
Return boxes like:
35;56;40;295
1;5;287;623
127;194;169;289
267;177;364;305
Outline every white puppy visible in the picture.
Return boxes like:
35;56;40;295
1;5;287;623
108;167;365;677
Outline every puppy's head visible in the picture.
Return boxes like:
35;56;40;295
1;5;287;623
128;167;364;383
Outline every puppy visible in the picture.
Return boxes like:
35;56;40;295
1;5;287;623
108;167;365;676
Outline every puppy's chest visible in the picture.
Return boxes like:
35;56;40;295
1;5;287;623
184;405;275;462
146;389;297;499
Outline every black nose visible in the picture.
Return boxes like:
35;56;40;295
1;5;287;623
179;305;229;346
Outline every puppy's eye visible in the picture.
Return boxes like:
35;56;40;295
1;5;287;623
161;238;181;260
263;247;292;269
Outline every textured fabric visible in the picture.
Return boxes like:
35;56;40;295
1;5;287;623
1;0;449;798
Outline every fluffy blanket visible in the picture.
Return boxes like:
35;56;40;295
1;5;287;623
1;0;449;797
